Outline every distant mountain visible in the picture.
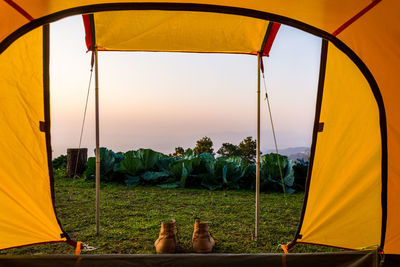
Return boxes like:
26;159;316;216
265;146;310;162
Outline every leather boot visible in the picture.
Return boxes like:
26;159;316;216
154;219;177;254
192;219;215;253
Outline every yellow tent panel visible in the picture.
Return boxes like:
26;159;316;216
0;26;66;250
336;0;400;254
0;1;372;47
93;10;269;54
298;41;382;250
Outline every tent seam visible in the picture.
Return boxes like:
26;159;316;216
289;39;329;249
3;0;34;21
42;24;72;245
332;0;382;36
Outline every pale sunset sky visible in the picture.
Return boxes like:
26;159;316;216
50;15;321;157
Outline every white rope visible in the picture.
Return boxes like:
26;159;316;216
261;59;287;202
82;243;97;251
69;62;94;201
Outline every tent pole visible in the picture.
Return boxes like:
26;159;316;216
255;53;261;241
94;48;100;235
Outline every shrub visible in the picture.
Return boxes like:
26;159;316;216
52;154;67;170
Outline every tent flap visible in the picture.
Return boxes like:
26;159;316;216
297;41;382;250
84;10;270;54
0;26;65;250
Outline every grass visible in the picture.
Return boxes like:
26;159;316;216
1;172;336;255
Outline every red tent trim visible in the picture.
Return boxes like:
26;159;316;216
82;14;95;51
262;22;281;57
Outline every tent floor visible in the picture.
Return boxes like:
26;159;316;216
1;251;395;267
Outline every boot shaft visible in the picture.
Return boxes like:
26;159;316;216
154;219;177;254
160;219;177;237
192;219;215;253
193;219;210;238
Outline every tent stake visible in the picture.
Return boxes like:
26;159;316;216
94;48;100;235
255;53;261;241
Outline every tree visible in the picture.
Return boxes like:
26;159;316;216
184;148;194;154
193;136;214;155
172;147;185;157
238;136;258;164
217;143;240;158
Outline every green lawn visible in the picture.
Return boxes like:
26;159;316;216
1;175;336;255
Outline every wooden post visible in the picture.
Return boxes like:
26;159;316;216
255;53;261;240
66;148;88;177
94;48;100;235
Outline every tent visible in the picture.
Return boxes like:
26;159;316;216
0;0;399;259
80;11;282;239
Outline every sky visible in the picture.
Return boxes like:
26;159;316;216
50;15;321;158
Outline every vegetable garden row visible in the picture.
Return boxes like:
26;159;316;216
77;148;308;193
